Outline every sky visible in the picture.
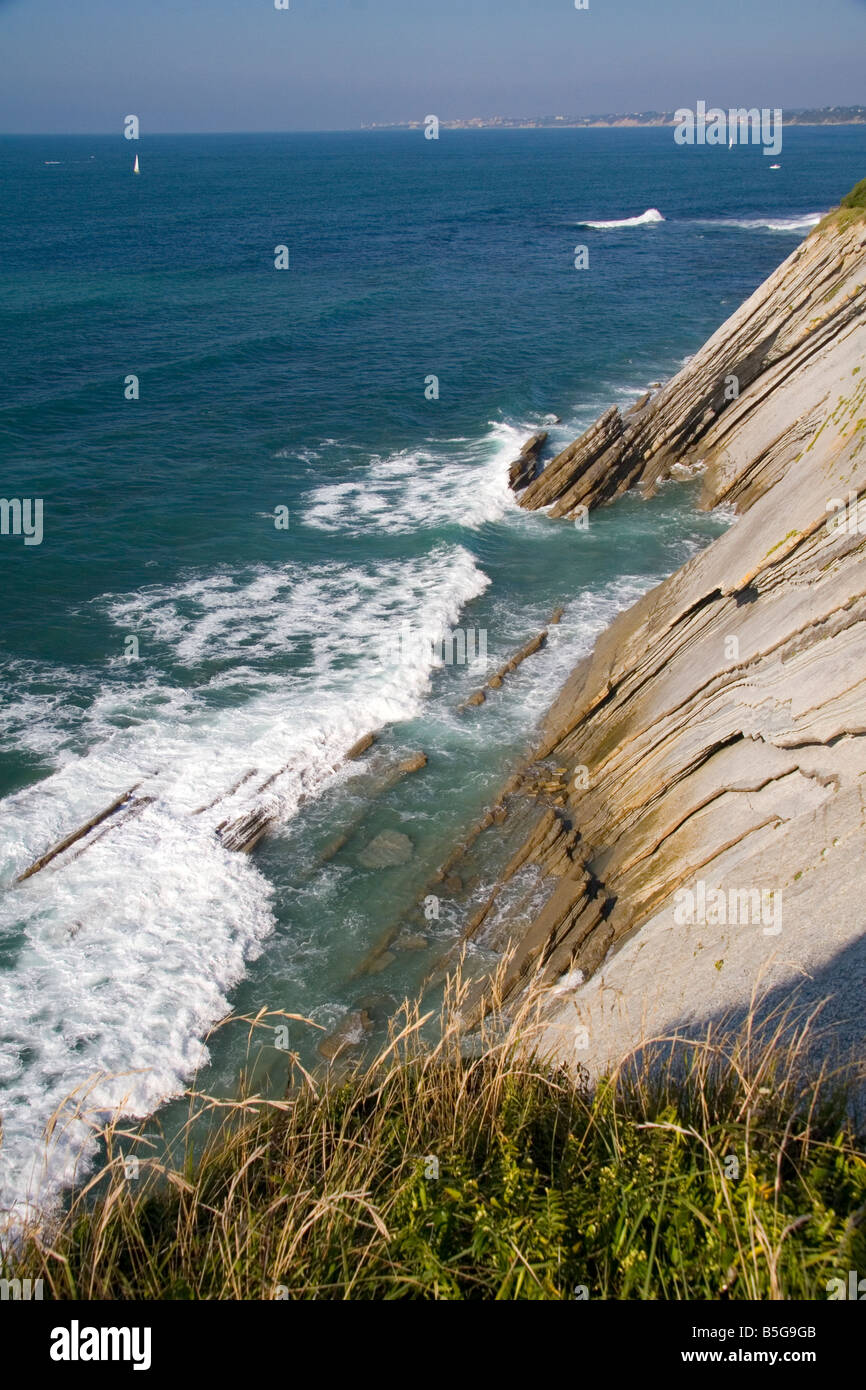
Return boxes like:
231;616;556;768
0;0;864;134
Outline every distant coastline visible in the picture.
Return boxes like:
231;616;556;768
363;105;866;130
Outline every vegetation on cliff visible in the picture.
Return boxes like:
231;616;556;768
840;177;866;212
5;974;865;1300
818;175;866;231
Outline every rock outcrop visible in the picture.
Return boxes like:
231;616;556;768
514;200;866;520
476;190;866;1054
459;616;561;710
507;430;547;491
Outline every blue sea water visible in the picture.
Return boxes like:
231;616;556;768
1;125;864;1219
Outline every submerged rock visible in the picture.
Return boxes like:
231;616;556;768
317;1009;373;1060
395;751;427;775
358;829;414;868
366;950;397;974
395;933;428;951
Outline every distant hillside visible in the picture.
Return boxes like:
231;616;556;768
364;106;866;130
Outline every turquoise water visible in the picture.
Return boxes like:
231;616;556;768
1;126;864;1216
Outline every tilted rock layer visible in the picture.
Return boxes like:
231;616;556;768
485;201;866;1062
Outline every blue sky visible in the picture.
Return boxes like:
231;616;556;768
0;0;863;133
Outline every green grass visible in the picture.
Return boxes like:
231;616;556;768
816;176;866;234
840;177;866;212
4;969;865;1301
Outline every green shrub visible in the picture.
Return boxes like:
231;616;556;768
840;177;866;212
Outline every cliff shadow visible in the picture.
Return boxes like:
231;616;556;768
606;931;866;1127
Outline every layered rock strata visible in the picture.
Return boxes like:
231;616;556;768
515;207;866;519
477;199;866;1055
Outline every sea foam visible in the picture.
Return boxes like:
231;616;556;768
0;545;489;1229
302;422;525;536
698;213;823;234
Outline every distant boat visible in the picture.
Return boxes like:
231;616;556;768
133;154;140;174
770;163;781;170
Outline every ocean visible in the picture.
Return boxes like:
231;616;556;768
1;124;864;1221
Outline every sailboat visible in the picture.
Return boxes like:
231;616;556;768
133;154;140;174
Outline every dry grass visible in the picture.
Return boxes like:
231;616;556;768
3;960;865;1300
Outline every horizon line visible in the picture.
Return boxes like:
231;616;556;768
3;122;866;138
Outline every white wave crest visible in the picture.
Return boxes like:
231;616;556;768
301;422;526;536
699;213;823;234
578;208;665;229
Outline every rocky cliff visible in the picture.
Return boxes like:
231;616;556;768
465;185;866;1068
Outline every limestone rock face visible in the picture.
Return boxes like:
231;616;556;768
476;208;866;1021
